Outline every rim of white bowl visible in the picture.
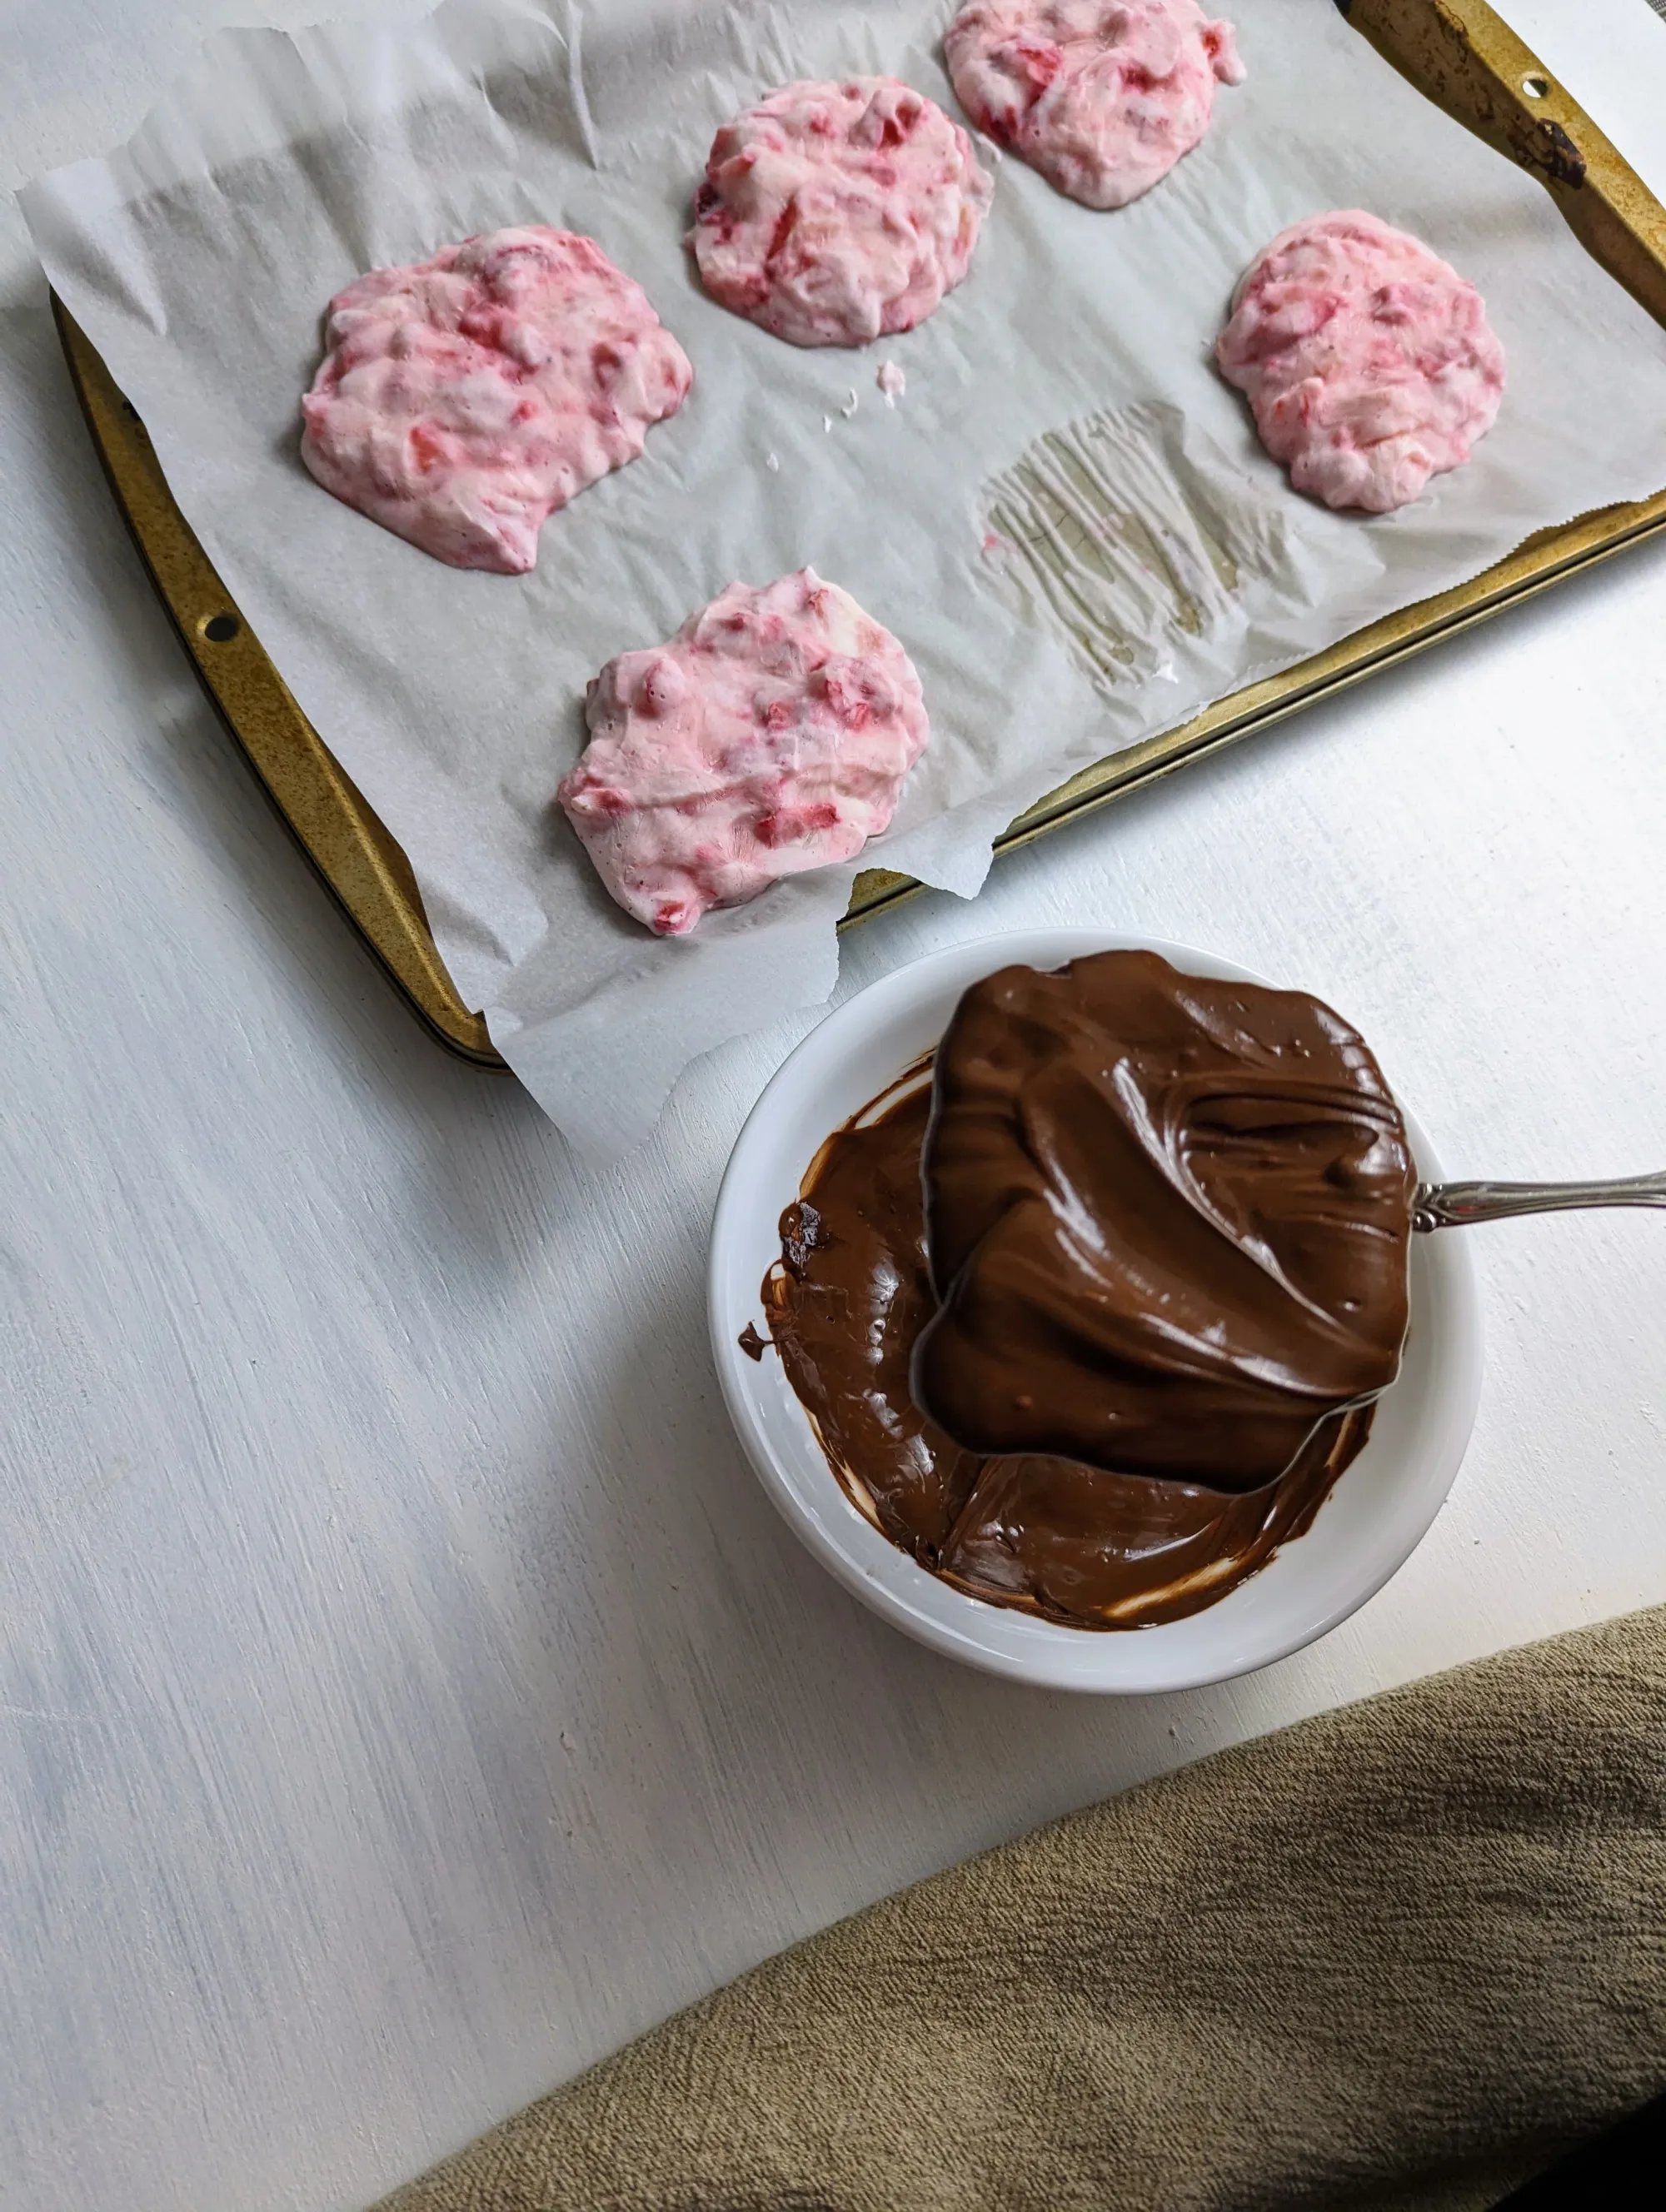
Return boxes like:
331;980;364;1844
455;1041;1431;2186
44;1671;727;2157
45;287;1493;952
709;930;1484;1692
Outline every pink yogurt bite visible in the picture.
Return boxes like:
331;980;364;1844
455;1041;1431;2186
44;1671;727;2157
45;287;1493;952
300;226;692;573
945;0;1244;211
1216;210;1506;513
689;77;994;347
558;570;931;936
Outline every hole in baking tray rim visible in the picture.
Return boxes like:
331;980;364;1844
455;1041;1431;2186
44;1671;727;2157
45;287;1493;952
199;613;240;644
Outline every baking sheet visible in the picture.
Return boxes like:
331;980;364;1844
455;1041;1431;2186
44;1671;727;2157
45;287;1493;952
23;0;1666;1157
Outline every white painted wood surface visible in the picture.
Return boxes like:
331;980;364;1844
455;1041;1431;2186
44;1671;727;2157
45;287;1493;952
4;3;1665;2206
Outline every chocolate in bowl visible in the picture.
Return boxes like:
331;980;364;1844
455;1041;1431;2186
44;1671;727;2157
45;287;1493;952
760;1044;1377;1631
708;930;1480;1686
914;950;1418;1489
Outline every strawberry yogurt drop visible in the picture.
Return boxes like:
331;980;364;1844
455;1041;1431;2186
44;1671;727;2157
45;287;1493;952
945;0;1244;210
1216;211;1506;513
558;570;931;936
300;227;692;573
689;77;994;347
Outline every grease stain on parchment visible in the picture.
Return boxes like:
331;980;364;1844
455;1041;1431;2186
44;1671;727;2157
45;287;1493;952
980;403;1289;699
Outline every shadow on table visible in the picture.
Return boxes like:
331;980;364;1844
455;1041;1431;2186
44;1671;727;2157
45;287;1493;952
430;1263;1322;2086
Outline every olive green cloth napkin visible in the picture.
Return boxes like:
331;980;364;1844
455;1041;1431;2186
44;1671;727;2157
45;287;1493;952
380;1605;1666;2212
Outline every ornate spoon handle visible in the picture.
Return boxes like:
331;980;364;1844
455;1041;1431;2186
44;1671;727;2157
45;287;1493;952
1413;1170;1666;1233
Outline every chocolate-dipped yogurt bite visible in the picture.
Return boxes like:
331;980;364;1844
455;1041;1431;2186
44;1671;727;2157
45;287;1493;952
757;951;1419;1630
912;951;1418;1492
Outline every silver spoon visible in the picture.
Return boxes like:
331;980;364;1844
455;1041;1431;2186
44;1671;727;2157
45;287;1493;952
1414;1169;1666;1233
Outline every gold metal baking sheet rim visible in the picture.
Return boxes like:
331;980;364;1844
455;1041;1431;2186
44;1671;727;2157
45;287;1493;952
52;0;1666;1069
53;292;503;1066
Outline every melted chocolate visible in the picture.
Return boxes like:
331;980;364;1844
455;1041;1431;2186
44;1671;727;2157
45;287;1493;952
914;951;1416;1492
761;1067;1373;1631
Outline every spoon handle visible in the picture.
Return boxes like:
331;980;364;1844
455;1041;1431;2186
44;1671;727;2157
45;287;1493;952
1413;1170;1666;1233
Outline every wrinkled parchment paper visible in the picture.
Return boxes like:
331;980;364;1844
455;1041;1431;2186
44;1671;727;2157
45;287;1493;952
25;0;1666;1154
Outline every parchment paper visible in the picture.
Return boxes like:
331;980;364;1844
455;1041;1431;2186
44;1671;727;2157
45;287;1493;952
24;0;1666;1156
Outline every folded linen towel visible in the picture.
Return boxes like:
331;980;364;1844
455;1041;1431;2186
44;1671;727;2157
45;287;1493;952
381;1604;1666;2211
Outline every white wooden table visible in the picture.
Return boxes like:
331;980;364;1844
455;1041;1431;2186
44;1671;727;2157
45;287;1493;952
5;4;1666;2206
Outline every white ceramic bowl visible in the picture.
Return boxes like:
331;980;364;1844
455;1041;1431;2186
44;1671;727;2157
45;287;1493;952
709;931;1482;1692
